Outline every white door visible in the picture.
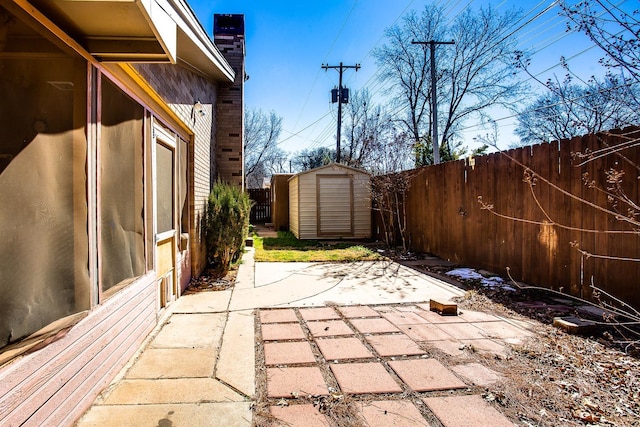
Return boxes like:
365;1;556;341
154;125;177;307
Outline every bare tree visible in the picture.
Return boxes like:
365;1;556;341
244;107;285;188
516;75;640;145
368;129;416;251
342;89;408;171
290;147;334;172
560;0;639;81
373;4;525;163
371;171;413;251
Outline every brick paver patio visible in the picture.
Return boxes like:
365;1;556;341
258;303;524;426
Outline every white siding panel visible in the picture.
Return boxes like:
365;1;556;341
298;173;317;239
289;176;299;238
353;174;372;238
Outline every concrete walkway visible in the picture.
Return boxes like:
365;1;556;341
76;248;535;426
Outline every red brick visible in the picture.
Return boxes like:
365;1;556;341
330;363;402;394
261;323;306;341
299;307;341;321
397;323;452;341
270;404;331;426
451;363;503;387
427;339;466;357
366;334;426;357
357;400;429;426
457;310;501;323
417;307;467;324
264;342;316;365
337;305;379;318
380;310;430;325
437;322;485;339
389;359;467;391
350;317;400;334
307;320;353;337
474;321;533;340
395;305;422;312
267;367;327;398
259;309;298;323
423;395;514;427
316;337;373;360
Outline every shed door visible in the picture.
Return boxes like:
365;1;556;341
317;175;353;236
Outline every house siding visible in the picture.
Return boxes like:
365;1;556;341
0;4;242;426
0;2;244;426
133;63;218;279
0;275;156;427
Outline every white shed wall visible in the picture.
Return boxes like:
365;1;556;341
289;175;299;238
289;164;371;240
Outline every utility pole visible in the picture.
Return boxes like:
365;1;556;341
411;40;454;165
322;62;360;163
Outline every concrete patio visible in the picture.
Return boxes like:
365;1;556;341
76;247;535;426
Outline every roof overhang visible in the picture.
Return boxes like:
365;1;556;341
28;0;234;82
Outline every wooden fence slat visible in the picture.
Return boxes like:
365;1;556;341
520;144;535;285
582;133;600;301
383;127;640;309
569;135;586;297
552;138;573;293
249;188;271;223
506;148;524;280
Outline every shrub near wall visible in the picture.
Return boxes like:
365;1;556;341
205;180;252;274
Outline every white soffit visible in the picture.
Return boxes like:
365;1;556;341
29;0;234;81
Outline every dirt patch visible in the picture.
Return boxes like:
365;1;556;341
406;259;640;426
183;267;237;293
455;290;640;426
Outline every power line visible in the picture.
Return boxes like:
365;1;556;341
276;111;332;146
292;0;360;131
322;62;361;163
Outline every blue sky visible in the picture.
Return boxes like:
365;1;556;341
189;0;614;159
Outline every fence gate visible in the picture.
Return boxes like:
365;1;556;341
248;188;271;223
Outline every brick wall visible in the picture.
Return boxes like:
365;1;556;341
133;63;216;277
215;30;245;189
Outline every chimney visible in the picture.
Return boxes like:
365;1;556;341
214;14;245;189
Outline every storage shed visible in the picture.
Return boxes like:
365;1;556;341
289;163;371;239
271;174;294;231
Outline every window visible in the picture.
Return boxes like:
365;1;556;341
100;77;145;295
156;141;174;234
0;5;89;355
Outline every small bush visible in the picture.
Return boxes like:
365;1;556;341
205;180;252;274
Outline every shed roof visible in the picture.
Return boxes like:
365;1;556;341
28;0;234;82
289;163;371;181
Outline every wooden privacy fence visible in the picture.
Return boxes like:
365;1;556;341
248;188;271;223
377;127;640;309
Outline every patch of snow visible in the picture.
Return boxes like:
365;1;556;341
447;268;515;292
480;276;504;288
446;268;484;280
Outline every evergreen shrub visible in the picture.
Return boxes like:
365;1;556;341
205;180;252;274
